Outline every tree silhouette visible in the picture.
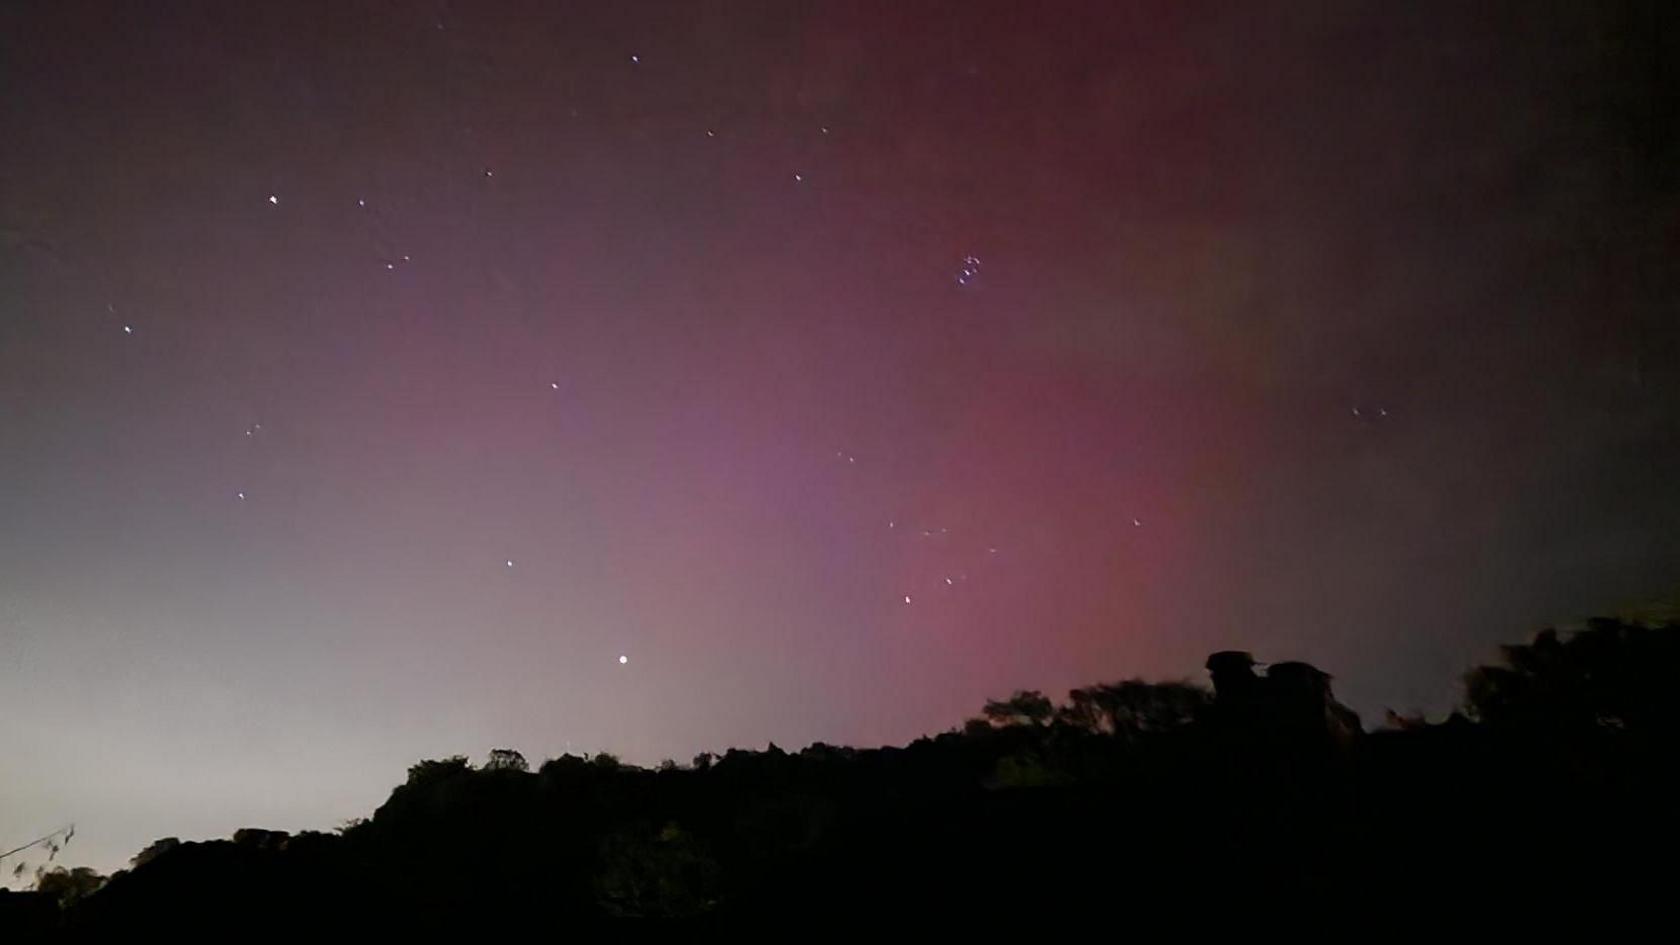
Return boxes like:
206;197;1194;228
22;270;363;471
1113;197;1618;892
405;756;471;788
484;748;529;773
32;866;104;909
130;838;180;870
44;621;1680;927
1464;619;1680;734
981;690;1055;728
1061;680;1209;738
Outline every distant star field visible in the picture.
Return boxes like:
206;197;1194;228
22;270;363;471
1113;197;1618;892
3;1;1677;878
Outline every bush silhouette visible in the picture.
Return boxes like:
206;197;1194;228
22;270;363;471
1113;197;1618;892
39;619;1678;928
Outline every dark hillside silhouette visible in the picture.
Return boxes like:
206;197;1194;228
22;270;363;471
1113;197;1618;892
11;619;1678;931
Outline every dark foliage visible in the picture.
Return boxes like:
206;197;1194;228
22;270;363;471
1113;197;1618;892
29;620;1680;931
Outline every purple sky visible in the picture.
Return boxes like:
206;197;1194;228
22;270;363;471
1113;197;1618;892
3;1;1677;879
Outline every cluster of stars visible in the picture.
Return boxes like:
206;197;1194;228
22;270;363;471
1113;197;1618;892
955;254;981;287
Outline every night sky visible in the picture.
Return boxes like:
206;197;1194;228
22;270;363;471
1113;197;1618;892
4;1;1677;878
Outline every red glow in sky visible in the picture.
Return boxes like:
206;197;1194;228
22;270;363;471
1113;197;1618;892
2;0;1677;878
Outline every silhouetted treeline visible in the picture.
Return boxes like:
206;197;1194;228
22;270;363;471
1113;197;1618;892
6;618;1677;932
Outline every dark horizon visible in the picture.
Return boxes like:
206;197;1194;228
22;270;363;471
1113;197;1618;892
4;0;1678;883
9;617;1679;926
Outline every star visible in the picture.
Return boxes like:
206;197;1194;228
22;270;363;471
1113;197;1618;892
505;560;515;568
550;382;559;390
706;129;715;137
618;655;629;664
945;577;953;585
267;195;278;205
122;325;133;334
629;54;639;63
903;595;912;604
236;492;246;500
356;198;365;207
385;263;395;270
483;168;494;178
793;173;803;182
1132;518;1142;527
820;126;829;134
